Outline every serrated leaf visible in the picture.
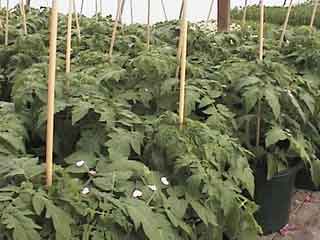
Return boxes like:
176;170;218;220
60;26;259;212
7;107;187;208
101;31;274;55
72;102;92;125
264;87;280;119
265;126;288;148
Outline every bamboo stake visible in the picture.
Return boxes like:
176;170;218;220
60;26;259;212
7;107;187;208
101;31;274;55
46;0;58;188
279;0;293;47
176;1;186;78
119;0;126;24
5;0;8;46
310;0;319;28
130;0;133;24
256;0;264;147
66;0;72;74
108;0;123;60
73;0;81;41
242;0;248;27
206;0;214;25
161;0;168;21
259;0;264;61
19;0;27;34
100;0;102;15
178;0;188;129
146;0;150;49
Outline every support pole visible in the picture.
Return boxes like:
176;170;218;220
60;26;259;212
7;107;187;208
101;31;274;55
178;0;188;129
5;0;8;46
46;0;58;188
242;0;248;27
66;0;72;74
146;0;150;49
130;0;133;24
108;0;123;60
161;0;168;21
73;0;81;41
256;0;264;148
259;0;264;61
100;0;102;15
218;0;230;32
279;0;293;47
19;0;27;34
310;0;319;28
206;0;214;25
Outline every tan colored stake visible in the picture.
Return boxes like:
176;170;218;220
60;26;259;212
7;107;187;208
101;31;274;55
46;0;58;188
66;0;72;74
176;3;186;78
5;0;8;46
100;0;102;15
256;0;264;147
279;0;293;47
146;0;150;49
259;0;264;61
19;0;27;34
178;0;188;129
242;0;248;27
108;0;123;60
73;0;81;41
130;0;133;24
206;0;214;25
310;0;319;28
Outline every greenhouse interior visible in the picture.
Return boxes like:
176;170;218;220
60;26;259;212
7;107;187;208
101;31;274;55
0;0;320;239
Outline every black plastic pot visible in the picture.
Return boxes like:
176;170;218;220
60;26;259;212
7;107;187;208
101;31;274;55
254;163;302;235
295;166;319;191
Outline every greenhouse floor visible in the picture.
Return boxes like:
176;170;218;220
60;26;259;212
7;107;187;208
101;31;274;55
260;190;320;240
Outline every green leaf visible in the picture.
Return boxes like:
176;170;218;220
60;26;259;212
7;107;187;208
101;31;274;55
2;207;41;240
264;87;280;119
243;87;259;113
265;126;288;148
287;90;306;123
72;102;92;125
300;92;315;114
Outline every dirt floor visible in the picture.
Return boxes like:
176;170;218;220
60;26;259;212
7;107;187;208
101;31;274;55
260;191;320;240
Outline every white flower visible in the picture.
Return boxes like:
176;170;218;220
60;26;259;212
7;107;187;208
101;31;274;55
161;177;169;186
132;189;143;198
76;160;85;167
81;187;90;195
147;185;157;191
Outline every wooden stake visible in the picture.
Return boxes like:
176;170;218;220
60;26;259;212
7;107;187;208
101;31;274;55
242;0;248;27
279;0;293;47
119;0;126;24
19;0;27;34
66;0;72;74
46;0;58;188
100;0;102;15
130;0;133;24
178;0;188;129
161;0;168;21
256;0;264;147
108;0;123;60
176;1;186;78
217;0;230;32
73;0;81;41
5;0;8;46
259;0;264;61
310;0;319;28
146;0;150;49
206;0;214;25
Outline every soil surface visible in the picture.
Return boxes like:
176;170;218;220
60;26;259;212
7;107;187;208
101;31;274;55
260;190;320;240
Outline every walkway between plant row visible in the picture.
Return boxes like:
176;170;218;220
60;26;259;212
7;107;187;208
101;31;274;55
261;191;320;240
